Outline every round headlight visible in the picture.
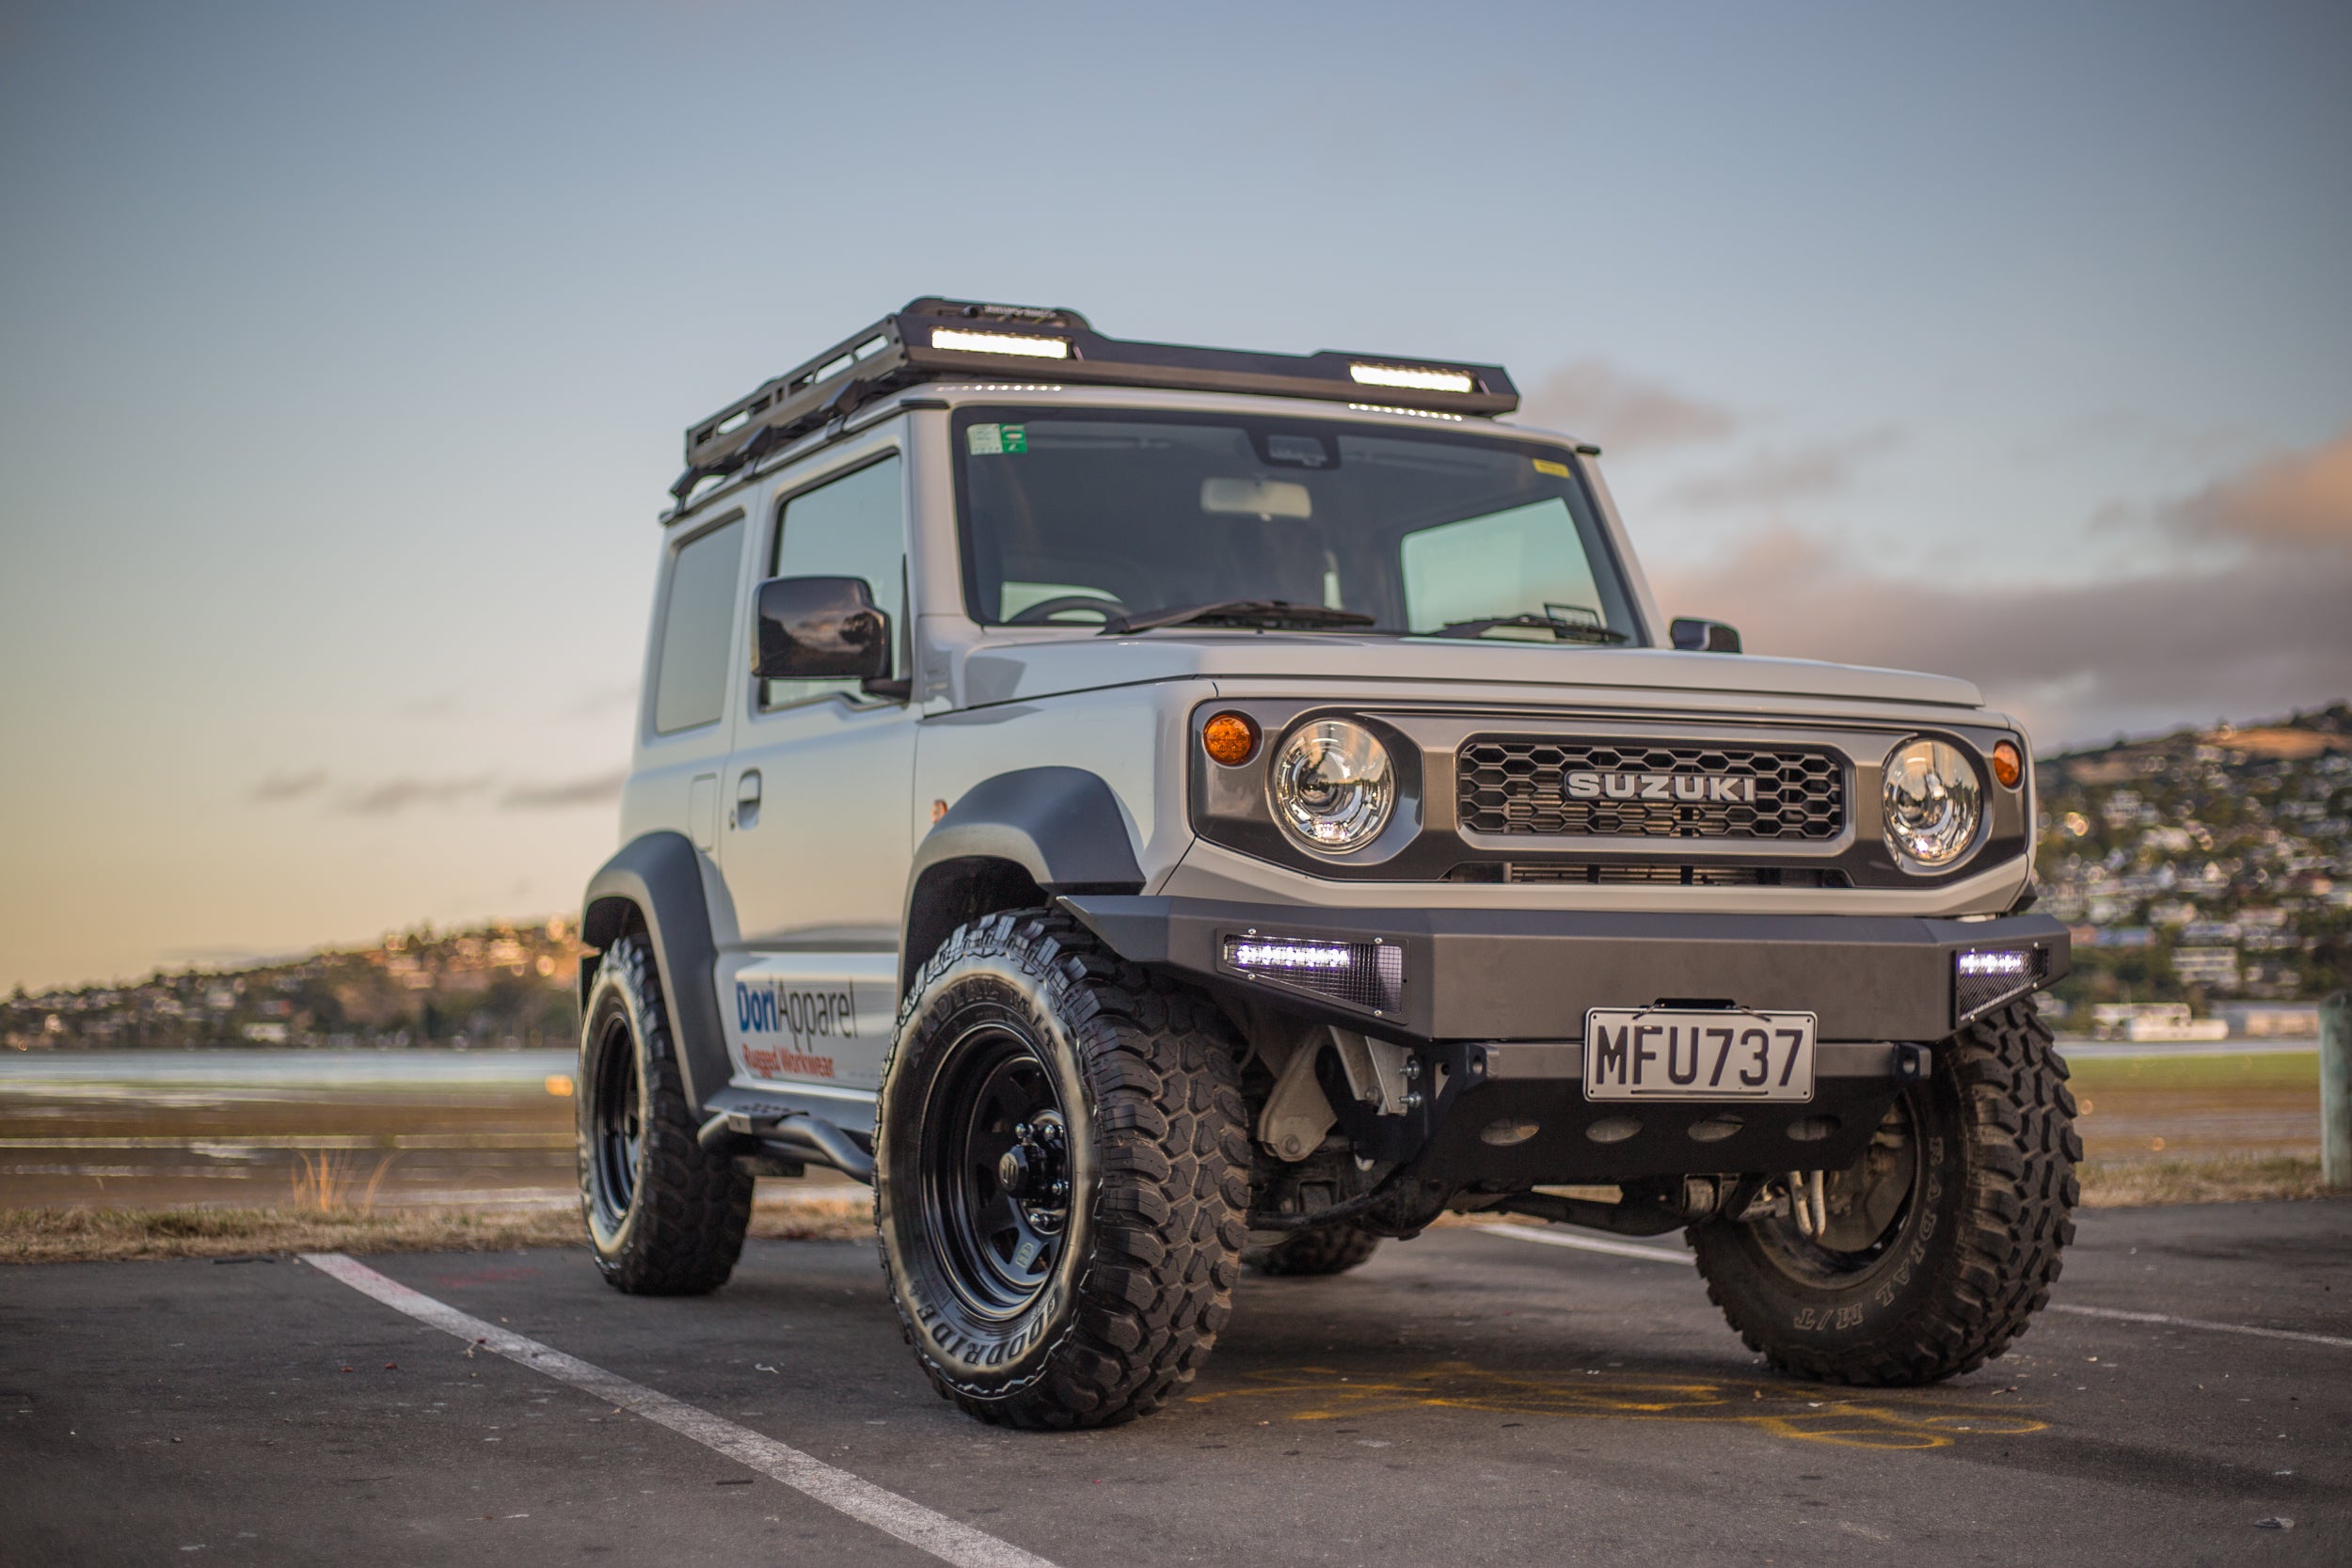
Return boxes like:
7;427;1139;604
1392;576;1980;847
1882;738;1983;869
1270;720;1394;852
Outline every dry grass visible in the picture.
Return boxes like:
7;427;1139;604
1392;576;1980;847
1;1190;872;1264
9;1156;2338;1264
2078;1152;2330;1208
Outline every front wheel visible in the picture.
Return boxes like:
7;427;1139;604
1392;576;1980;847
1690;998;2079;1385
876;911;1251;1429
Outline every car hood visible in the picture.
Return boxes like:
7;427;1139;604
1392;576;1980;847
955;632;1985;713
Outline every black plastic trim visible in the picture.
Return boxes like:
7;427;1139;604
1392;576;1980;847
900;767;1145;990
580;831;733;1118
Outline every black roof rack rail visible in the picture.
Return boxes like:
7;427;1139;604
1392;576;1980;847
670;297;1518;504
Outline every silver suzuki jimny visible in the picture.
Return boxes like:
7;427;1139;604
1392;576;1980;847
577;298;2078;1429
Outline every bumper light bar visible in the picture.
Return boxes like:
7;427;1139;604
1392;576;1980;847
1222;933;1405;1016
1953;946;2049;1028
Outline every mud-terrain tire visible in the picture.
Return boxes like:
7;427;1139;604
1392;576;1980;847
1247;1226;1382;1276
1689;998;2079;1385
876;911;1251;1429
577;934;752;1294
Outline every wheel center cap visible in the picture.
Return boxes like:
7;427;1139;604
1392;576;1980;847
997;1146;1036;1196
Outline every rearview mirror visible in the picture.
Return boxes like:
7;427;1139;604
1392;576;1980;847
753;576;892;682
1670;617;1741;654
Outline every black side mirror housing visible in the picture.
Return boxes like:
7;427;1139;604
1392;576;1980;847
753;576;898;689
1670;617;1741;654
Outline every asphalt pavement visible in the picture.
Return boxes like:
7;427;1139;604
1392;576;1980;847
5;1199;2346;1567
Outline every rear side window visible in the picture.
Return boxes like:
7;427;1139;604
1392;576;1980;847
764;454;906;708
651;517;744;735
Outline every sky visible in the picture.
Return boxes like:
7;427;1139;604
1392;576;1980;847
3;0;2348;992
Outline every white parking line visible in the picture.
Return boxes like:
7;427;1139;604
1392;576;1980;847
1468;1224;2352;1351
1470;1223;1693;1264
2048;1303;2352;1351
300;1252;1058;1568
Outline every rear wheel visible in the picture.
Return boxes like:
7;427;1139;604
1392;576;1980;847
1246;1226;1382;1276
876;911;1250;1429
577;934;751;1294
1689;998;2078;1385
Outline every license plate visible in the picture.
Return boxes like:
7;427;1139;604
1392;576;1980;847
1582;1009;1816;1101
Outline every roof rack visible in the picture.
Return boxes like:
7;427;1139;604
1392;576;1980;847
671;297;1518;503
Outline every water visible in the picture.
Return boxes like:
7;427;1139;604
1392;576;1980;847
1;1048;581;1211
0;1047;576;1092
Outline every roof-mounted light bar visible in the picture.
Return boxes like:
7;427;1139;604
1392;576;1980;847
1348;362;1475;394
930;326;1072;359
671;297;1518;507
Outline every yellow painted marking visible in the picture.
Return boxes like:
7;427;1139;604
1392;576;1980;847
1188;1363;2046;1450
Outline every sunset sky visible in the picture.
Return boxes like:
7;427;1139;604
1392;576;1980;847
3;0;2348;992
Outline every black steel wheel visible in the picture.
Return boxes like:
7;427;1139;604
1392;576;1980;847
576;934;751;1294
921;1025;1073;1321
876;911;1250;1429
1690;998;2079;1385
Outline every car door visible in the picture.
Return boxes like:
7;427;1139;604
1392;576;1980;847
714;439;916;1099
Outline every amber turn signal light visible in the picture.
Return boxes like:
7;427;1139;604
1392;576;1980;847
1991;740;2024;789
1201;711;1260;767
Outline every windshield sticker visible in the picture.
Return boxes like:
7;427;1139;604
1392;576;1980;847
967;422;1027;456
1533;457;1571;478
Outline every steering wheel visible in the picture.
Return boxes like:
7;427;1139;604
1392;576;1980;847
1006;594;1128;626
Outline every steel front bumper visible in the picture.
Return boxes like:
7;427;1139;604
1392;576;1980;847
1059;896;2069;1046
1059;897;2069;1185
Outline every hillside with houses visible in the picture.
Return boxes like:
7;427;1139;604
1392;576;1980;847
3;920;587;1051
2037;702;2351;1020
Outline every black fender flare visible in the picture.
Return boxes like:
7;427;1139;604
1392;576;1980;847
900;766;1145;991
580;831;733;1117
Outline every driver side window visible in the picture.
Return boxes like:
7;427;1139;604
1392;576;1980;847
762;454;906;709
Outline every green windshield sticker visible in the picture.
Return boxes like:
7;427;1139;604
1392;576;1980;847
967;422;1026;456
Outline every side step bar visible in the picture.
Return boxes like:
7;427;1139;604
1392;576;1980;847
696;1109;876;1185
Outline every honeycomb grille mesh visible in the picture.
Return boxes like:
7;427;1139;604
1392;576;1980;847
1456;738;1846;840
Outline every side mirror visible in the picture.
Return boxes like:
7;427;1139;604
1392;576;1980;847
754;576;892;683
1670;617;1741;654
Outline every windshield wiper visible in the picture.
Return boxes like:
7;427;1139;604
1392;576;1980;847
1425;612;1631;645
1100;599;1378;635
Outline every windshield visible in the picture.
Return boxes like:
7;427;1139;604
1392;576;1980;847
954;408;1644;641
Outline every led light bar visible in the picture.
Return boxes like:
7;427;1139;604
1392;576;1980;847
1227;938;1353;970
1952;946;2048;1027
1349;362;1476;393
1347;403;1466;421
1222;932;1406;1015
931;327;1071;359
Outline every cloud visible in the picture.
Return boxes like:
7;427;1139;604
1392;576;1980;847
337;776;495;816
501;769;626;811
1666;428;1901;510
1650;428;2352;746
1517;361;1736;451
2172;429;2352;554
249;769;327;803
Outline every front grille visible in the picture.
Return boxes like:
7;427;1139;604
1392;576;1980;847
1447;863;1851;887
1456;738;1846;840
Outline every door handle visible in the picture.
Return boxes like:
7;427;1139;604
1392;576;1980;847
730;769;762;831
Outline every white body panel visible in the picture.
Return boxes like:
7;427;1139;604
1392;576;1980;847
719;950;898;1097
